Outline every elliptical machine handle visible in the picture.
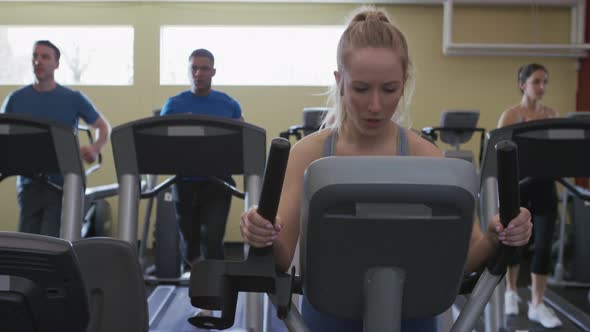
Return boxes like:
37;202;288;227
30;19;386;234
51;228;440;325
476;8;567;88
249;137;290;258
257;137;291;224
488;140;520;276
188;137;291;330
450;140;521;332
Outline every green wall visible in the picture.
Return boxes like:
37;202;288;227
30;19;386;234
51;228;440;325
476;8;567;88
0;2;577;242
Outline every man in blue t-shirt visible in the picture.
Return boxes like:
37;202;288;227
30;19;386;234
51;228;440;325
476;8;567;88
1;40;111;238
161;48;242;263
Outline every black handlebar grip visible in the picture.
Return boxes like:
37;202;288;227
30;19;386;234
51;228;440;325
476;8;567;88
256;137;291;224
496;140;520;226
489;140;520;276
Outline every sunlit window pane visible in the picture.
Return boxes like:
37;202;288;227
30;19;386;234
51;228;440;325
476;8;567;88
0;26;134;85
160;26;342;86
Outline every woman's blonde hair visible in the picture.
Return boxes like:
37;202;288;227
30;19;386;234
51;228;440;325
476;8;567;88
323;6;414;131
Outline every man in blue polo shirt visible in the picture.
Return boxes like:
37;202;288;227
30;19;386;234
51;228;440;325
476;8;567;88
1;40;111;238
161;48;242;263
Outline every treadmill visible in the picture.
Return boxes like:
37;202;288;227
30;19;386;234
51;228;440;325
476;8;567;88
479;117;590;332
549;113;590;291
0;114;148;332
111;114;267;332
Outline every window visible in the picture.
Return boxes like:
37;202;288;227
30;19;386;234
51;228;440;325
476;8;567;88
0;26;134;85
160;26;342;86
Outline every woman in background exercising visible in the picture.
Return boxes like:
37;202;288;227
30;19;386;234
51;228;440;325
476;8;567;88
499;63;562;329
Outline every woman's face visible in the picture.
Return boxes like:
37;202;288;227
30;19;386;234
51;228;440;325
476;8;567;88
521;69;548;101
336;47;405;136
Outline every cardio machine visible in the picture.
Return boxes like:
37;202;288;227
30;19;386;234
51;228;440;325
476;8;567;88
548;112;590;291
279;107;328;141
0;120;116;239
111;114;267;331
0;114;148;332
186;130;522;330
480;117;590;332
421;110;485;165
138;110;248;283
0;114;271;332
0;113;539;332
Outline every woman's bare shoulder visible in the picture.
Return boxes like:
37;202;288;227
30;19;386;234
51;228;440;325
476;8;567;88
289;129;331;167
406;128;443;157
292;129;330;152
498;105;521;127
502;105;522;117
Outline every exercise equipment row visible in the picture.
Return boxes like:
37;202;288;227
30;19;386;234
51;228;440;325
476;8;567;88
1;113;590;332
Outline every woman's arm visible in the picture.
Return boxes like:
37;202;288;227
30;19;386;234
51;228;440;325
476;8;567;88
271;139;320;271
466;208;532;272
241;132;325;271
465;221;496;272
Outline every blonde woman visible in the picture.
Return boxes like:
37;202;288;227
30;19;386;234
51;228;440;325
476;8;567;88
242;7;533;332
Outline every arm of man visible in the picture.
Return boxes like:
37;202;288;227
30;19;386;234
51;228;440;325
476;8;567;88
72;91;111;163
80;115;111;164
1;94;13;113
160;97;178;116
231;97;244;122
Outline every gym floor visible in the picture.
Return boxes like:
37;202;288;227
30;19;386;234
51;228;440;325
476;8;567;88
518;250;590;315
501;247;590;331
147;241;590;311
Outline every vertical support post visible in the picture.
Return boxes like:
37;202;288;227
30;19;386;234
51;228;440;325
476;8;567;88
364;267;404;332
481;176;502;332
118;173;140;248
243;174;264;332
61;173;84;241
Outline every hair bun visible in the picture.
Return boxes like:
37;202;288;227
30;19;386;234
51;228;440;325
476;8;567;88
353;10;389;23
367;11;388;22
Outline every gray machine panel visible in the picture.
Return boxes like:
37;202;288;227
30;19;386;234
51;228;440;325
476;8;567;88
300;156;478;320
73;238;149;332
303;156;478;196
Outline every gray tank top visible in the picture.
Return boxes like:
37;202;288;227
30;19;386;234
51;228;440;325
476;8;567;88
323;125;410;157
